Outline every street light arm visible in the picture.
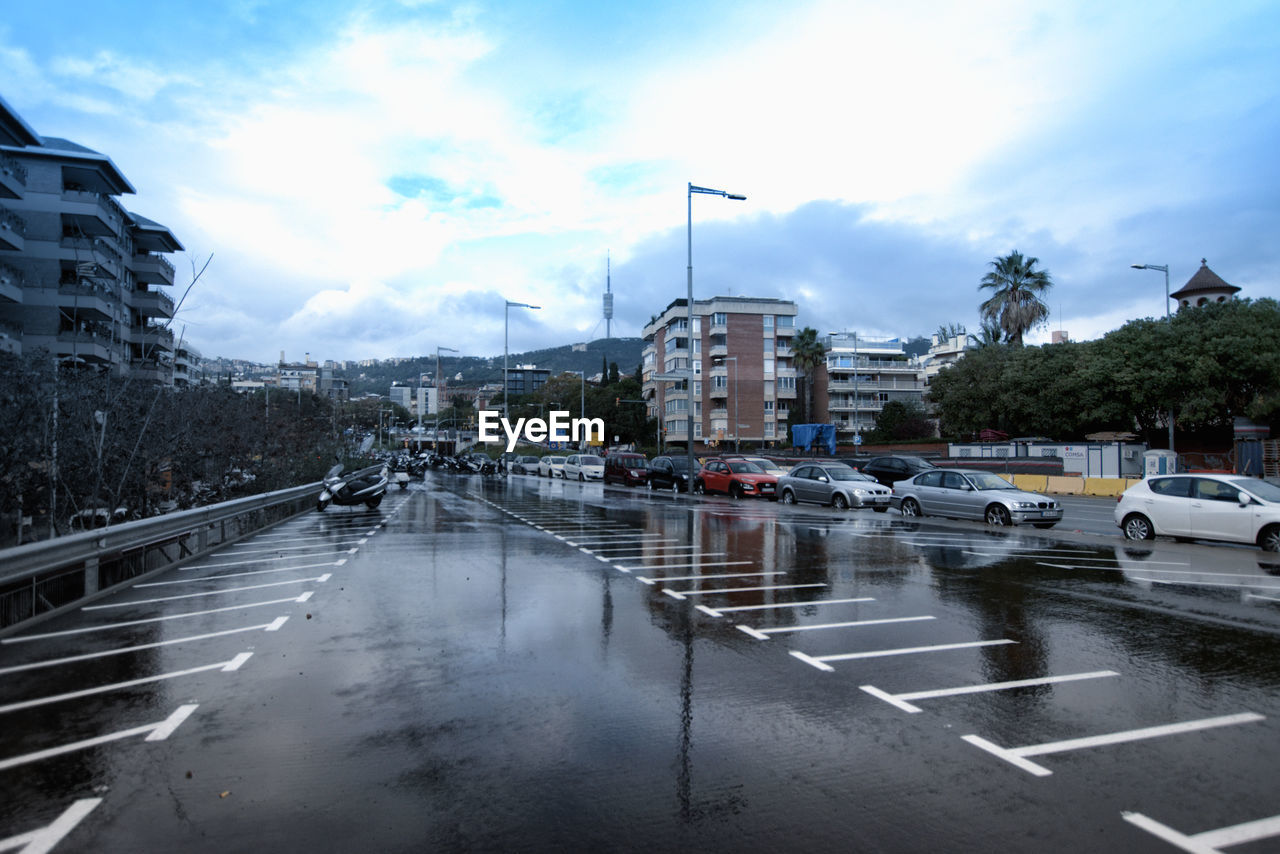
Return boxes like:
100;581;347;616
689;184;747;200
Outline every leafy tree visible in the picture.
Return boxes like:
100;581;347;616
868;400;934;442
979;251;1052;346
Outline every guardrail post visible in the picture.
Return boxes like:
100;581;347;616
84;556;99;595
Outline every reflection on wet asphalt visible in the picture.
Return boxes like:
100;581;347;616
1;473;1278;852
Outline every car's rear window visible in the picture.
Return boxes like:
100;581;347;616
1149;476;1193;497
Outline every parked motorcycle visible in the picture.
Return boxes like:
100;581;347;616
391;456;411;490
317;463;388;511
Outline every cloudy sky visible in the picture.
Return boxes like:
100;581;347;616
4;0;1277;363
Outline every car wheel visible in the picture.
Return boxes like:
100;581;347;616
579;472;585;482
985;504;1012;526
694;481;705;495
672;479;680;494
730;483;743;500
832;493;849;510
900;498;921;518
366;495;383;509
1258;524;1280;552
781;489;796;505
648;479;657;491
1122;513;1154;541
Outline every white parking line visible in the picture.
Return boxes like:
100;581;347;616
738;615;935;641
859;670;1120;713
566;535;667;546
585;543;694;554
0;619;287;676
0;704;199;772
81;575;331;610
0;654;252;715
963;712;1265;777
1128;576;1280;592
145;561;342;586
213;542;364;557
618;560;755;572
1246;594;1280;604
0;797;103;854
664;582;826;601
696;597;875;618
791;639;1015;672
2;596;312;642
1122;810;1280;853
229;536;364;548
1040;562;1259;576
639;570;781;586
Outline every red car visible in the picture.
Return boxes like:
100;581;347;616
694;459;778;500
604;453;649;487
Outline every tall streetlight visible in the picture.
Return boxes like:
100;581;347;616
429;345;458;438
567;369;587;449
1130;263;1175;453
687;183;746;478
504;300;541;422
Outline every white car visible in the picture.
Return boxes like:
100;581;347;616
562;454;605;482
538;455;567;478
1115;473;1280;551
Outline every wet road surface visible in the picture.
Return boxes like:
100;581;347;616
1;474;1278;852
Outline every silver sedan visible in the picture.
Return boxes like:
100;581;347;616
777;463;892;511
892;468;1063;528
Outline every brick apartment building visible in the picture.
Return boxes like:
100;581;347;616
642;296;798;449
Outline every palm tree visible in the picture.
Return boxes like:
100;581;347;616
791;327;827;424
979;251;1052;346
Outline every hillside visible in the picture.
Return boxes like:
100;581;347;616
339;337;646;396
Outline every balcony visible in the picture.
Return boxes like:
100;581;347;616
776;386;797;399
0;261;21;303
709;408;729;422
775;345;792;357
0;206;25;252
60;190;123;238
57;285;115;321
134;324;175;352
0;154;25;200
132;253;176;286
826;379;924;392
708;343;728;359
827;398;885;414
709;385;728;399
131;288;175;318
130;360;172;383
51;331;117;364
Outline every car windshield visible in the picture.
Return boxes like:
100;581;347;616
669;458;692;470
828;468;872;482
1234;477;1280;502
744;458;783;472
727;461;763;473
581;456;603;465
549;457;566;464
969;472;1017;490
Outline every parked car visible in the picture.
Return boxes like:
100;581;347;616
647;455;696;493
538;455;567;478
893;468;1063;528
510;455;541;475
563;453;605;481
694;458;778;499
722;455;788;477
859;455;938;487
777;463;891;510
604;453;649;487
1114;473;1280;551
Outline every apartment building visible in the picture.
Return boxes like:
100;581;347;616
817;333;925;439
0;94;186;383
641;296;798;448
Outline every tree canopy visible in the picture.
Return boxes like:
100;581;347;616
979;251;1053;346
928;298;1280;441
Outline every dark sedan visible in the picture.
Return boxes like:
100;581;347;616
647;456;696;493
859;455;938;487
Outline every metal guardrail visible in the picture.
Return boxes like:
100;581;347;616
0;481;321;636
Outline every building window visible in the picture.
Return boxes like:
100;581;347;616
693;381;702;395
694;423;703;438
693;317;701;334
765;421;775;437
764;357;774;375
763;315;774;329
763;380;774;397
712;375;728;390
713;312;727;326
694;401;702;416
693;339;701;353
693;360;702;375
764;400;774;412
777;316;794;329
778;376;795;390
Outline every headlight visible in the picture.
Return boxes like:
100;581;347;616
1014;501;1038;509
742;483;755;490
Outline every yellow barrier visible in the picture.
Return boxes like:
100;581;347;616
1045;476;1084;494
1012;474;1049;492
1084;477;1139;497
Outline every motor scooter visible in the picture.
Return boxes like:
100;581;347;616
391;456;411;490
318;463;388;511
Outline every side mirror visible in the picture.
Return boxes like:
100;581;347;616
1238;492;1251;506
817;476;829;483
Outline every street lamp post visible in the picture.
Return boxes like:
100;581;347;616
504;300;541;423
1130;263;1175;453
568;370;587;449
687;183;746;478
428;345;458;444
